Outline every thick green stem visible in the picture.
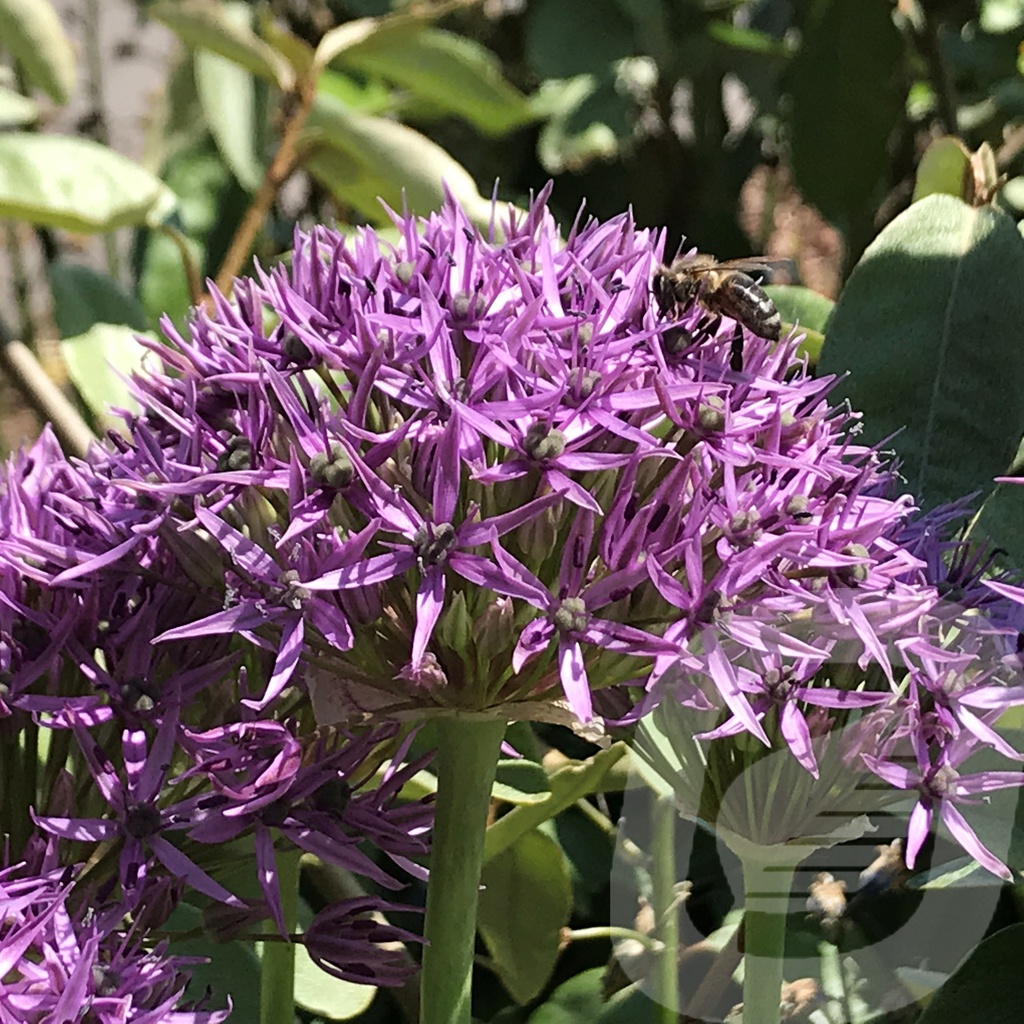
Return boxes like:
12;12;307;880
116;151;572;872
260;849;299;1024
420;715;506;1024
741;857;795;1024
652;796;679;1023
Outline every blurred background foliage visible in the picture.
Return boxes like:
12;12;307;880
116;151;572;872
4;2;1024;1022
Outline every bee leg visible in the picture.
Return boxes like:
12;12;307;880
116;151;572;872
663;323;694;356
729;324;744;372
698;314;722;343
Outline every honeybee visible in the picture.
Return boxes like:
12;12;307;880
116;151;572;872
652;254;785;371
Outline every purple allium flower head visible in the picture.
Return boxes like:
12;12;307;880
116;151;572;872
0;858;230;1024
37;184;943;747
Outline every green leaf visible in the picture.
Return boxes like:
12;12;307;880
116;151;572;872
0;85;37;126
525;0;635;79
194;2;264;191
134;135;235;328
918;923;1024;1024
707;21;794;58
49;261;148;338
292;941;376;1019
60;323;150;423
972;478;1024;567
484;743;627;864
0;134;176;232
313;15;388;71
0;0;76;103
164;901;261;1022
787;0;904;228
493;759;552;805
303;91;493;224
534;76;619;175
478;829;572;1005
150;0;293;89
913;136;972;204
819;194;1024;509
763;284;833;367
525;968;656;1024
526;967;607;1023
762;284;833;333
334;25;534;135
316;69;392;114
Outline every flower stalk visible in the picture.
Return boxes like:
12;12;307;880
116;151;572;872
652;795;680;1024
740;855;797;1024
260;850;300;1024
420;716;507;1024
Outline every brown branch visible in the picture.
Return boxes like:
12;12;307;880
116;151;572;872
0;337;96;458
209;73;318;301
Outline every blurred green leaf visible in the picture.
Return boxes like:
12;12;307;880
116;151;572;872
526;0;635;79
484;743;627;864
478;829;572;1005
313;15;386;71
135;136;230;327
334;25;535;135
535;77;619;174
292;940;376;1019
194;1;264;191
918;923;1024;1023
0;85;36;126
60;323;150;425
49;261;148;338
820;194;1024;509
303;91;493;223
707;20;793;58
0;0;76;103
913;136;973;204
0;134;176;231
316;69;393;114
165;902;260;1023
150;0;293;89
787;0;904;229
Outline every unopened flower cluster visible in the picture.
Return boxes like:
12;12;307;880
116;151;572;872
3;187;1024;1018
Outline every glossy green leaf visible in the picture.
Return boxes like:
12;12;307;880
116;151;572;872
788;0;904;227
150;0;293;89
484;743;627;864
166;902;261;1022
49;261;148;338
819;194;1024;509
303;91;493;224
0;134;176;231
334;25;534;135
0;85;36;126
478;829;572;1005
707;21;793;57
0;0;76;103
764;284;833;367
918;923;1024;1024
194;2;263;191
762;284;833;333
292;941;376;1019
60;323;149;423
913;136;972;204
315;69;392;114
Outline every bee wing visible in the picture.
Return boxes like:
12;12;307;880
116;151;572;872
710;257;797;283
